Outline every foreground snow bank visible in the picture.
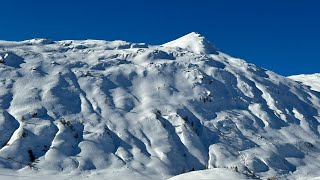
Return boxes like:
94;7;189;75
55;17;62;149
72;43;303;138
168;169;251;180
0;167;159;180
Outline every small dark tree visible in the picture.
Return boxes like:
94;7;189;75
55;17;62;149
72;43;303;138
31;112;38;118
153;109;162;119
28;149;36;163
21;130;28;138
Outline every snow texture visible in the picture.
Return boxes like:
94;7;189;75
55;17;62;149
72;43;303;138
168;168;251;180
289;74;320;92
0;33;320;179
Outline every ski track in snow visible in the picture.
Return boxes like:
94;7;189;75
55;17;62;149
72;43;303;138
0;33;319;179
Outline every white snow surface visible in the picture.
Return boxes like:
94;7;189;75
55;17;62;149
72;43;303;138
289;74;320;92
0;33;320;180
168;168;250;180
162;32;218;54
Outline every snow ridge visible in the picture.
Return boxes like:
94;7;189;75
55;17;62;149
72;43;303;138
289;74;320;92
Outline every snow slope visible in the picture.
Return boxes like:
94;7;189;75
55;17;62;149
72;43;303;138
0;33;320;179
289;74;320;92
168;168;251;180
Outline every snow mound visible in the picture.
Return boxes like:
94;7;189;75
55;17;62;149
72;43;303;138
288;74;320;92
162;32;218;54
24;38;55;45
168;169;251;180
0;51;25;68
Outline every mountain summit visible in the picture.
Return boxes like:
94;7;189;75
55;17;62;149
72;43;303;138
162;32;218;54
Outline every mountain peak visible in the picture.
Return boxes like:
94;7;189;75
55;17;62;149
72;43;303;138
162;32;218;54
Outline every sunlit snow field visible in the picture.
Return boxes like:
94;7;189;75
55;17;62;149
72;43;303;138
0;33;320;179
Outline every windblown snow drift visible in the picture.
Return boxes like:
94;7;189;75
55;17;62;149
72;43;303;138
0;32;320;179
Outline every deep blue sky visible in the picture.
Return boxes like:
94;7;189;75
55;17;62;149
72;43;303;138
0;0;319;76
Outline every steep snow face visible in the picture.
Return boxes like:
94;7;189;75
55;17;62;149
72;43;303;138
162;32;218;54
289;74;320;92
0;34;320;180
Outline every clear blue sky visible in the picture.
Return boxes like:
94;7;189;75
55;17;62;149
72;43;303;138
0;0;319;76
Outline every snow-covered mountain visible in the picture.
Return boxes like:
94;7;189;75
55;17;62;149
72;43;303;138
0;32;320;179
289;74;320;92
